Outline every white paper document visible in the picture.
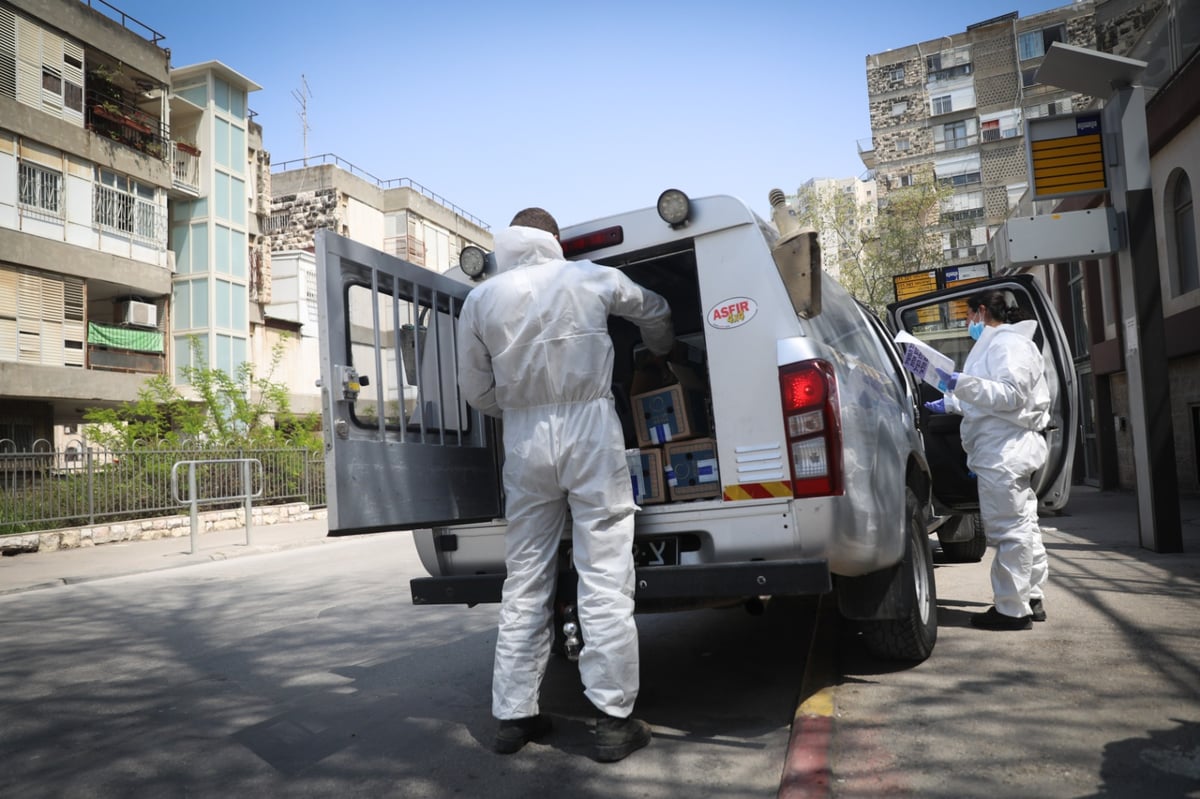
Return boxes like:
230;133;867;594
894;330;955;389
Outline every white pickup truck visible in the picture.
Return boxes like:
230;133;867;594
315;189;1076;663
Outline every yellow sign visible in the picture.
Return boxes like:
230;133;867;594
1029;113;1107;199
893;270;940;324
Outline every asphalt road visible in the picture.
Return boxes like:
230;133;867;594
0;530;816;798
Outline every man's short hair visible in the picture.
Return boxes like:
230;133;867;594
510;207;559;238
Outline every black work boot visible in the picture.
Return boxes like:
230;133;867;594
971;606;1032;630
493;714;552;754
594;715;652;762
1029;597;1047;622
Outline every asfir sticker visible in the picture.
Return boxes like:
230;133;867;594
707;297;758;329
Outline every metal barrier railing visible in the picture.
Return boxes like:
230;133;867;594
0;445;324;535
171;458;263;555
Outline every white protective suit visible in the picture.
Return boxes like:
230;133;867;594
945;320;1051;619
456;225;673;720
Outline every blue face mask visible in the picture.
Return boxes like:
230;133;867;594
968;320;985;340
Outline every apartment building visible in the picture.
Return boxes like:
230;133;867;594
864;0;1200;494
1041;0;1200;493
0;0;175;448
789;175;877;282
262;156;493;415
862;2;1098;266
165;60;262;393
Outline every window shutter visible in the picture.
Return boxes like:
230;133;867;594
64;277;84;367
14;15;41;108
18;271;40;363
0;268;17;362
0;7;15;100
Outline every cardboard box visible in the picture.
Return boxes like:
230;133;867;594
625;449;645;504
631;362;710;447
635;448;666;505
663;438;720;501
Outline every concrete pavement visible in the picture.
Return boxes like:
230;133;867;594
0;513;343;595
828;487;1200;798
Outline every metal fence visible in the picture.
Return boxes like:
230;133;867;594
0;443;325;535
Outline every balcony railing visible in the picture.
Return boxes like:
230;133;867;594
92;184;165;245
86;321;165;374
943;245;987;261
172;142;201;193
981;126;1020;142
934;133;979;152
86;89;167;160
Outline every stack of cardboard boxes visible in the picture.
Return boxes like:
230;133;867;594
626;353;719;505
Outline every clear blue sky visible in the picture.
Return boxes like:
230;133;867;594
107;0;1073;230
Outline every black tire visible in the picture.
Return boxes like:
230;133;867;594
861;487;938;662
938;513;987;563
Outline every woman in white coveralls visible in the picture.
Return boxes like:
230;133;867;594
456;207;674;760
923;289;1052;631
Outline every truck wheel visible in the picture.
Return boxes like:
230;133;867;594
861;487;938;662
938;513;986;563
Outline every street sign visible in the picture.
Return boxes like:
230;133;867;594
1027;112;1107;200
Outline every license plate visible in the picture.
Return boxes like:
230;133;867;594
634;536;679;567
560;537;680;569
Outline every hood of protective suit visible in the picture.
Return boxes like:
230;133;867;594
493;225;564;272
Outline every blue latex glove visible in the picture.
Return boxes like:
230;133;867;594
934;368;958;392
924;398;946;414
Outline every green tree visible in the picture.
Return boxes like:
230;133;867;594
84;336;320;451
795;176;961;318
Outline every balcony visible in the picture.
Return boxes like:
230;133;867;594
171;141;202;194
943;244;987;261
86;321;165;374
857;137;877;170
934;133;979;153
86;90;167;160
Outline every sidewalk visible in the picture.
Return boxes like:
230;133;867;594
829;487;1200;798
0;514;340;595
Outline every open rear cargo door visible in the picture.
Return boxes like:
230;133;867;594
316;230;502;535
887;273;1078;513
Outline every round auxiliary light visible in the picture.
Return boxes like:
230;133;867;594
657;188;691;227
459;245;487;279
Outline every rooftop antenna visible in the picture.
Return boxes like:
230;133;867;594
292;75;312;166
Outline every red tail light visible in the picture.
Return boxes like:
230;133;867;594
561;225;624;258
778;359;843;498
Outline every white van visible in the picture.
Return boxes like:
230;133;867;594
315;190;1076;663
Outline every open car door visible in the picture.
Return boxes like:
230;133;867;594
316;230;503;535
887;273;1078;514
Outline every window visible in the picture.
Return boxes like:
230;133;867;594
943;121;969;149
939;171;982;188
891;101;908;117
888;66;905;81
898;173;915;188
41;66;60;94
1022;68;1040;88
93;168;162;243
896;137;910;152
1068;262;1090;357
1019;24;1065;60
18;161;63;216
982;119;1000;141
932;95;953;115
1168;170;1199;295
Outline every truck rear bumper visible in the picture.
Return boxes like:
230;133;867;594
410;559;832;606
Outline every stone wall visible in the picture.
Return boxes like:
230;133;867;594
0;503;327;555
1095;0;1163;56
269;188;342;252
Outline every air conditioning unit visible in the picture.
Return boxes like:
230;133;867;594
115;300;157;328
